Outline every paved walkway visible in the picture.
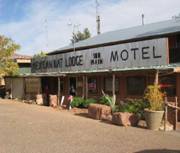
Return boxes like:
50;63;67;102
0;99;180;153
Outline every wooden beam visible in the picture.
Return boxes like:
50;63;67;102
175;97;178;130
112;73;116;104
154;70;159;85
85;76;88;99
164;97;168;131
82;76;85;98
57;77;61;106
10;79;13;99
23;77;26;100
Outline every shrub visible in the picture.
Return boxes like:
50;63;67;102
114;99;149;118
144;85;164;111
70;97;85;108
83;98;97;108
99;95;113;106
112;105;121;113
71;97;97;108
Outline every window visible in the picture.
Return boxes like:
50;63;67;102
127;76;146;95
169;35;180;63
160;75;176;97
104;77;119;92
176;35;180;48
88;78;97;94
169;48;180;63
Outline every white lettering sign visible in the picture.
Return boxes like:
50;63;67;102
32;38;168;73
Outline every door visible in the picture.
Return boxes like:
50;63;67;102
69;77;76;96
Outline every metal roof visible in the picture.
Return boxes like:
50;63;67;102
13;53;32;60
48;18;180;55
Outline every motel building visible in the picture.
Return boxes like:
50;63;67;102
5;18;180;120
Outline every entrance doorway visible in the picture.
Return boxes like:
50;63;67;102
69;77;76;96
41;77;58;106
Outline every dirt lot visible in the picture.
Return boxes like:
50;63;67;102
0;99;180;153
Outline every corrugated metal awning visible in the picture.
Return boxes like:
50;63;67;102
10;63;180;77
30;64;180;75
20;72;66;77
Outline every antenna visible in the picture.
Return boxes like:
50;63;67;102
67;21;81;52
44;18;49;51
96;0;101;35
142;14;145;26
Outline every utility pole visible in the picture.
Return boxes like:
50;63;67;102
96;0;101;35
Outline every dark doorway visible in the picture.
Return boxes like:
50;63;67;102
41;77;58;106
69;77;76;96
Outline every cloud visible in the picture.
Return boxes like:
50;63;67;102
0;0;180;55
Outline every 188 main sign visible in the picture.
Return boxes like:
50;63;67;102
32;38;168;73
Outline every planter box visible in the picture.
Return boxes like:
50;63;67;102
88;104;111;120
49;95;58;108
112;112;139;126
36;94;43;105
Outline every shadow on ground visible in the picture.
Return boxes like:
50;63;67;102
74;113;148;128
74;113;91;119
134;149;180;153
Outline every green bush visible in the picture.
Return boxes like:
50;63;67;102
70;97;85;108
83;98;97;108
71;97;97;108
111;105;121;113
115;99;149;118
99;95;113;106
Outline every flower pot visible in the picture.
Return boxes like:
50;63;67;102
112;112;139;126
144;109;164;130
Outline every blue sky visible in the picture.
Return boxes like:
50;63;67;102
0;0;180;55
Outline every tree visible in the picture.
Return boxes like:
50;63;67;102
0;35;20;76
33;51;47;58
71;28;91;43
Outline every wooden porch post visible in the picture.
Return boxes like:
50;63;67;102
82;75;85;98
85;75;88;99
112;73;116;104
57;77;61;106
164;97;168;131
10;78;13;99
175;97;178;130
154;70;159;85
23;77;26;100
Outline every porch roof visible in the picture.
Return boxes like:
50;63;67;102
28;63;180;76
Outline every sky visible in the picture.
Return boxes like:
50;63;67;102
0;0;180;55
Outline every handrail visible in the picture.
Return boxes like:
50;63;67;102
165;102;180;111
164;97;179;131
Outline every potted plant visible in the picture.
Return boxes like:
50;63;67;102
144;85;165;130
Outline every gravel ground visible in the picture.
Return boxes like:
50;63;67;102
0;99;180;153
